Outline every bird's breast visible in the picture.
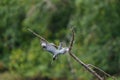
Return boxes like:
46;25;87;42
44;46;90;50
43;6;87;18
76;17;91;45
45;45;57;54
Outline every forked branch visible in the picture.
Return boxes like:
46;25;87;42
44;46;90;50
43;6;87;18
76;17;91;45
68;28;103;80
28;28;113;80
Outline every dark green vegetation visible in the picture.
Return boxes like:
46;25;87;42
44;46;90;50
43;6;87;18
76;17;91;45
0;0;120;80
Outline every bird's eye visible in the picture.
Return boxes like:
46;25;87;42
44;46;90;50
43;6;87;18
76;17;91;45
42;46;46;48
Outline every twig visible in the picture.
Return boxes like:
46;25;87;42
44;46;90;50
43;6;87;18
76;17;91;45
87;64;111;77
69;28;74;52
27;28;48;43
87;64;116;80
68;28;103;80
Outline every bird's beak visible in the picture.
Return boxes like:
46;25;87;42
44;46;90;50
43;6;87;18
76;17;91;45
42;45;46;48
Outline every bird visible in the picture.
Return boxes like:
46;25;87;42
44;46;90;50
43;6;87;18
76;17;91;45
28;28;69;60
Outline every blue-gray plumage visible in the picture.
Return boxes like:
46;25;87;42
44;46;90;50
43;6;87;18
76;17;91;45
41;41;69;60
28;28;69;60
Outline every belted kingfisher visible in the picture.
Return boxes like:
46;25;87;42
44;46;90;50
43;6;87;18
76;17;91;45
41;41;69;60
28;29;69;60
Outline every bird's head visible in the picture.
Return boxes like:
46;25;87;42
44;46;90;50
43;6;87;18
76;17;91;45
41;42;47;48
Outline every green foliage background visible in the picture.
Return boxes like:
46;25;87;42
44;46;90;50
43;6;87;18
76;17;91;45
0;0;120;80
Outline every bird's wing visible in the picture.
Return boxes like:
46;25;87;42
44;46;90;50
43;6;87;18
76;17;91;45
50;43;58;48
58;42;63;50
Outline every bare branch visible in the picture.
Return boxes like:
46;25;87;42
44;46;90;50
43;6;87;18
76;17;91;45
27;28;48;43
28;28;114;80
69;53;103;80
68;28;103;80
69;28;74;52
87;64;116;80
